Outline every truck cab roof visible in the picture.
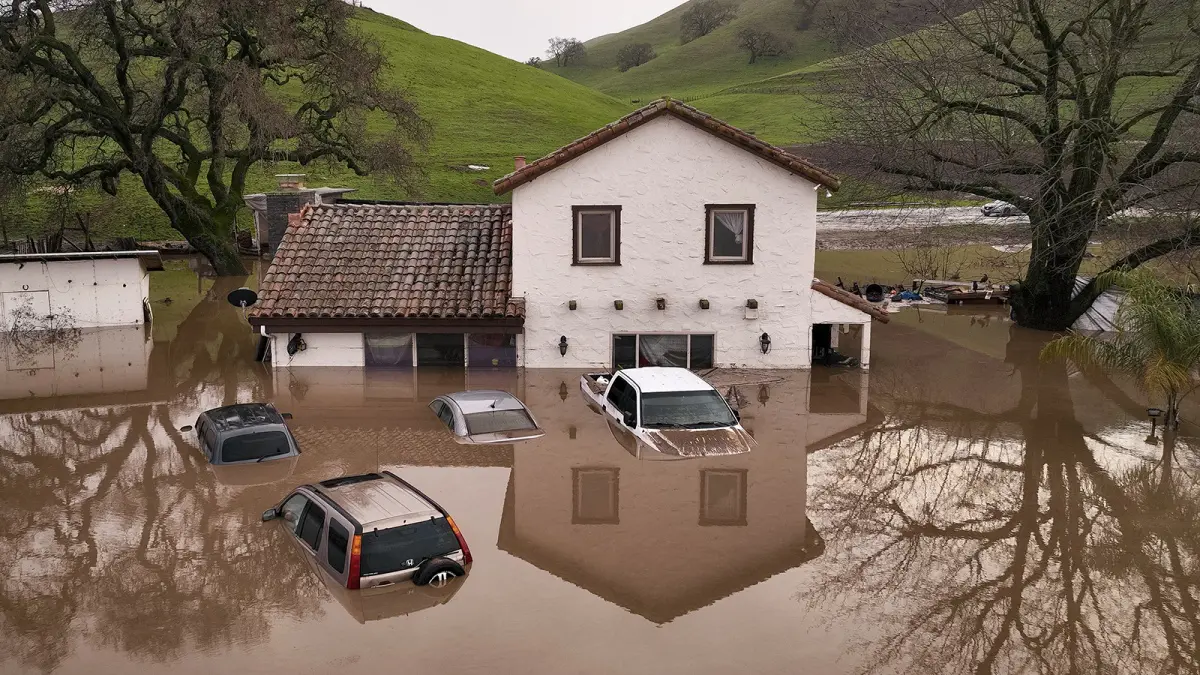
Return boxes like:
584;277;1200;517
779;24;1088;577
617;367;713;393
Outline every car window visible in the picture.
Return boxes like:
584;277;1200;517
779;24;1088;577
298;503;326;551
606;376;628;408
360;518;459;577
609;377;637;417
435;402;456;429
327;520;350;573
641;391;737;428
220;431;292;463
464;409;537;435
279;493;310;534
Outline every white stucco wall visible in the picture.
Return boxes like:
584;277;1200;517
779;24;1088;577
811;293;875;325
0;259;150;330
271;332;365;368
511;115;825;369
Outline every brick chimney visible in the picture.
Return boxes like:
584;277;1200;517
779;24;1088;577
276;174;306;190
514;156;526;171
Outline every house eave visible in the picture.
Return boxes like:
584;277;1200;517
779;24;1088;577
248;316;525;334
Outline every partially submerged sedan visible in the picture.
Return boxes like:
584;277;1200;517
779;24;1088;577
429;390;545;444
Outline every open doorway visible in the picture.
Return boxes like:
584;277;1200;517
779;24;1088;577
812;324;864;368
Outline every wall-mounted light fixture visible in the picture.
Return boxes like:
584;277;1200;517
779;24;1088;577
758;384;771;405
559;381;569;402
559;336;569;357
745;298;759;320
699;299;710;310
656;297;667;310
759;332;772;354
614;300;624;310
568;300;577;310
568;425;578;440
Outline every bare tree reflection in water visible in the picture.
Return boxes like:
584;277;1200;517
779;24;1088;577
0;278;322;673
809;329;1200;675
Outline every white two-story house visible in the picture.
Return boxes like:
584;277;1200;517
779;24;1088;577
250;99;885;370
496;98;886;370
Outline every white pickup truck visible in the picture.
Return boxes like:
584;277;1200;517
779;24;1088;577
580;367;756;459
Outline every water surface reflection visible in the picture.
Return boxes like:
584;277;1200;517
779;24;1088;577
0;276;1196;674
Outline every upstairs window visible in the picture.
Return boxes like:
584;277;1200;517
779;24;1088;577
573;206;621;265
705;205;754;263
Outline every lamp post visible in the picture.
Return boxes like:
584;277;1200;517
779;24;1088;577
1147;407;1163;443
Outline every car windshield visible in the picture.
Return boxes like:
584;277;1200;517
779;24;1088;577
463;409;537;435
360;518;459;576
640;391;737;428
220;431;291;463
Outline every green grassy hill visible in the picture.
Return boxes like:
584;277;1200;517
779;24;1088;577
2;8;631;243
548;0;835;103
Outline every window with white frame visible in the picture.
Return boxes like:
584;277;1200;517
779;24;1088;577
705;204;754;263
573;206;621;264
612;333;715;370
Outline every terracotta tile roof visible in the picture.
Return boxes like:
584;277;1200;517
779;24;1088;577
251;203;521;321
812;279;891;323
493;98;840;194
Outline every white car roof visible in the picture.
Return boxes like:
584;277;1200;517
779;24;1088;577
442;390;526;414
618;367;713;393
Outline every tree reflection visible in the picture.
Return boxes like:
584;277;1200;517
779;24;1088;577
810;331;1200;675
0;278;317;673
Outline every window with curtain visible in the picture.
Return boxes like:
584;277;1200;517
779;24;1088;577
706;205;754;263
612;334;716;370
364;333;414;368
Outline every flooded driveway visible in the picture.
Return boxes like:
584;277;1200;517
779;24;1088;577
2;266;1198;674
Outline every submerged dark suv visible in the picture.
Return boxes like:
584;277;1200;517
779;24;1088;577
263;472;472;589
194;403;299;465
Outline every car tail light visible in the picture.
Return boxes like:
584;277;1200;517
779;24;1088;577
446;516;472;565
347;534;362;589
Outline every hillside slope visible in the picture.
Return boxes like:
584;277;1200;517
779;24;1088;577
546;0;836;101
4;9;630;242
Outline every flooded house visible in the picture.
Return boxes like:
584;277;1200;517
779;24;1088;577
0;250;162;330
248;99;887;370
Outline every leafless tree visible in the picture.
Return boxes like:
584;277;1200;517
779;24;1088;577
525;56;543;67
820;0;1200;330
895;245;965;283
736;28;791;64
547;37;587;67
680;0;737;44
617;43;657;72
0;0;427;276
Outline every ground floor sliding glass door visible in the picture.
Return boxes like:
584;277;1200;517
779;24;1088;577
612;334;715;370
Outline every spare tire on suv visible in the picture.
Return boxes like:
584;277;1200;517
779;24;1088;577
414;557;465;587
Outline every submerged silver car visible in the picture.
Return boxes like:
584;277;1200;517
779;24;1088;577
429;390;545;444
263;471;472;589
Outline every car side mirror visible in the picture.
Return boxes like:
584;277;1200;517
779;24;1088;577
281;412;293;420
262;508;278;522
733;410;741;421
623;411;636;427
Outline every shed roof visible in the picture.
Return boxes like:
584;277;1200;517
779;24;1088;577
811;280;891;323
493;98;840;194
250;203;522;323
0;250;164;271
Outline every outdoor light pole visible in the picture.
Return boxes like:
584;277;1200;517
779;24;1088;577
1147;408;1163;444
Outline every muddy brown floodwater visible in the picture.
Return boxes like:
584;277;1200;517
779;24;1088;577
2;269;1199;675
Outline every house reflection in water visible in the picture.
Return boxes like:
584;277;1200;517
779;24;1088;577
0;325;153;402
497;368;872;624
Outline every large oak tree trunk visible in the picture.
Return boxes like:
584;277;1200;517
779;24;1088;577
1011;214;1093;331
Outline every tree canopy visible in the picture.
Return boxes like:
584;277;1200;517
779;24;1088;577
0;0;426;274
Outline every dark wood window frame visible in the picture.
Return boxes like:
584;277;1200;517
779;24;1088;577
704;204;755;264
572;205;622;265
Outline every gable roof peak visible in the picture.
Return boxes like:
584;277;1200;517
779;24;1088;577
493;98;839;194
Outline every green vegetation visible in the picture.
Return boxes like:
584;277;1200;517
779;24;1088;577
1042;270;1200;427
547;0;834;103
1;9;629;244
